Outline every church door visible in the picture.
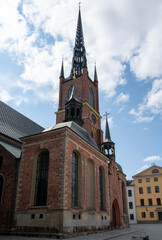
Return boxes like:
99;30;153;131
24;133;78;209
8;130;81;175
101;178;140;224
112;199;120;227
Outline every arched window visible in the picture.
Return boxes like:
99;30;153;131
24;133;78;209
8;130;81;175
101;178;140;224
70;107;75;118
34;150;49;206
122;181;127;214
152;169;159;173
99;167;105;210
87;159;95;209
72;152;78;206
68;86;73;100
89;88;94;108
0;175;4;203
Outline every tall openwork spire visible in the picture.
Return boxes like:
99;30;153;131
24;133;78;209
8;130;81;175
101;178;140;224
104;112;112;142
60;58;64;78
68;6;87;79
94;63;98;82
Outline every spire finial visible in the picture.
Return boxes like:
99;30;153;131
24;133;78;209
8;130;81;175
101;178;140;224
79;1;81;8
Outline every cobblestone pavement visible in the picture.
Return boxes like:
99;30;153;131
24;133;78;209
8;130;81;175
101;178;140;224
0;224;162;240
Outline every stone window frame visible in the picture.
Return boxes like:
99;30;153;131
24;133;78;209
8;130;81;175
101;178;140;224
138;179;142;183
141;212;146;218
147;186;151;194
129;201;133;209
148;198;153;206
139;187;143;194
155;186;160;193
150;212;154;218
128;189;132;197
140;199;145;206
156;198;161;206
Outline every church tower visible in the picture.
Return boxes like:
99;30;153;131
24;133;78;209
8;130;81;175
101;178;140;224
56;7;103;148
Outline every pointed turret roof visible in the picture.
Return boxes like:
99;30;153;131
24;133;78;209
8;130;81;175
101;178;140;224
69;85;79;102
60;59;64;78
94;64;98;82
105;117;112;142
68;7;87;79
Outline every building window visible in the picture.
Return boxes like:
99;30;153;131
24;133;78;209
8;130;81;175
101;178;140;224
157;198;161;206
128;190;132;197
0;175;4;203
155;186;160;193
148;198;153;206
34;150;49;206
99;167;105;210
140;199;145;206
146;178;150;182
130;214;134;220
147;186;151;194
152;169;159;173
129;202;133;209
150;212;154;218
139;187;143;194
138;179;142;183
141;212;146;218
89;88;94;108
0;156;3;169
87;159;95;209
154;178;158;182
72;152;78;207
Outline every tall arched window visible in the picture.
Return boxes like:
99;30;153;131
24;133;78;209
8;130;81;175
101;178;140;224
89;88;94;108
99;167;105;210
34;150;49;206
87;159;95;209
72;152;78;206
122;181;127;214
0;175;4;203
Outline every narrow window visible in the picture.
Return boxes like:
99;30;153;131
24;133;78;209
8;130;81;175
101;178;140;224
72;152;78;207
87;160;95;209
128;190;132;197
139;187;143;194
34;151;49;206
155;186;160;193
129;202;133;209
138;179;142;183
154;178;158;182
130;214;134;220
89;88;94;108
140;199;144;206
148;198;153;206
150;212;154;218
141;212;146;218
147;186;151;194
0;175;4;203
157;198;161;205
146;178;150;182
99;167;105;210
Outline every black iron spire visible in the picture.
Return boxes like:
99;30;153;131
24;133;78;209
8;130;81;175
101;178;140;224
94;63;98;82
60;58;64;78
68;7;87;79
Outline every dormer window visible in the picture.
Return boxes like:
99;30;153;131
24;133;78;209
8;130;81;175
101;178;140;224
152;169;159;174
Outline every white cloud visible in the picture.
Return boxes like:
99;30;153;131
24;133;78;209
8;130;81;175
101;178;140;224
129;78;162;122
137;164;150;173
115;93;129;104
143;155;162;162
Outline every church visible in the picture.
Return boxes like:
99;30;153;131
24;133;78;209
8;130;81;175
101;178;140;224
0;7;128;237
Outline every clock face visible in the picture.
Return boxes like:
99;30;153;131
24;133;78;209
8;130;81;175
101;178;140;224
91;114;96;124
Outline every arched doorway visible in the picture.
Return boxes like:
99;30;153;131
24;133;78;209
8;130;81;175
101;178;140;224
112;199;120;227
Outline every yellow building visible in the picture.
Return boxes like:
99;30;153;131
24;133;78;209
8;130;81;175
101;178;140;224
133;165;162;222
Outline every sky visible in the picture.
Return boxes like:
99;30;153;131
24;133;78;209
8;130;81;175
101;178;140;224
0;0;162;179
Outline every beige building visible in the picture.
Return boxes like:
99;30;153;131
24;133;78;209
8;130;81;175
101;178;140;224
133;165;162;222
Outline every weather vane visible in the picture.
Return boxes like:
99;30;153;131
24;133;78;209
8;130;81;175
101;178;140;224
103;111;111;119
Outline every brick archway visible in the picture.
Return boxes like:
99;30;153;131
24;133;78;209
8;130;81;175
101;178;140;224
112;199;120;227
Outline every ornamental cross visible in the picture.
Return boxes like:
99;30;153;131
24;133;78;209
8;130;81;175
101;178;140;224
103;111;110;119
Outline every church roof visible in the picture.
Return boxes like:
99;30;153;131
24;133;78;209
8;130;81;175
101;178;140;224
116;162;123;173
0;101;44;142
0;140;21;158
43;121;99;150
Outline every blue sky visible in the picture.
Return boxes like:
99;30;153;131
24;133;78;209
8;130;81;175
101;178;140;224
0;0;162;179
